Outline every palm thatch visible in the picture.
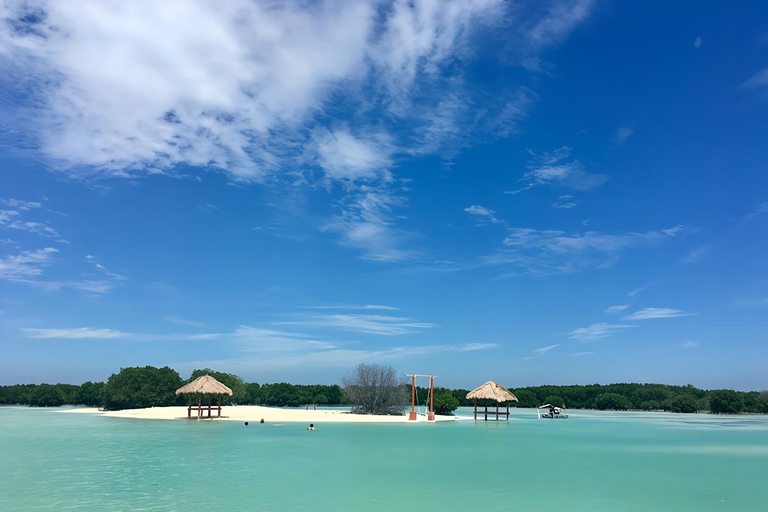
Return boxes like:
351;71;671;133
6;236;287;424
175;375;233;396
466;381;518;403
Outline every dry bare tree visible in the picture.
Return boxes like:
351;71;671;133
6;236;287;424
342;363;408;415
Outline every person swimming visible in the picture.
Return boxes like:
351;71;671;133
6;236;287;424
307;423;315;430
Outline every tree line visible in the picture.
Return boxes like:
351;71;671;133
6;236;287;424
0;365;765;415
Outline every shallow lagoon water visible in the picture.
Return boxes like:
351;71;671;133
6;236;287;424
1;406;766;511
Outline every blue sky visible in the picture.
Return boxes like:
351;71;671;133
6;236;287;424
1;1;767;390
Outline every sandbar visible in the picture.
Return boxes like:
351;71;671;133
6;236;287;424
59;405;463;423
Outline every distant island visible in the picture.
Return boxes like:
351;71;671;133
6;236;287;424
1;365;765;415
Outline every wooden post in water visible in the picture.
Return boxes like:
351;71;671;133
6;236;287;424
473;398;477;420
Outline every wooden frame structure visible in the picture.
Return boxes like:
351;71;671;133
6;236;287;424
406;374;435;421
472;400;510;421
175;375;233;421
465;381;518;421
187;396;222;420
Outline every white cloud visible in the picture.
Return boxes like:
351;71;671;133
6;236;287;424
0;0;521;183
571;351;594;357
0;1;596;261
312;128;392;181
305;304;398;311
458;342;499;351
464;205;501;224
23;327;128;339
569;322;637;341
487;225;685;276
0;210;20;224
0;247;58;280
605;305;629;313
617;127;634;139
739;68;768;91
506;146;607;194
552;202;576;209
324;188;418;261
533;343;560;355
682;340;698;349
693;37;702;49
196;203;218;213
0;247;114;292
622;308;696;321
1;199;42;210
743;202;768;223
166;316;205;327
7;220;60;238
680;244;709;264
524;0;595;52
276;312;436;336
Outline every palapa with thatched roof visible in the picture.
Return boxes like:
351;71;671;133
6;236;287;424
176;375;233;420
466;381;518;421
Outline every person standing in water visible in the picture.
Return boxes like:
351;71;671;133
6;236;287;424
307;423;315;430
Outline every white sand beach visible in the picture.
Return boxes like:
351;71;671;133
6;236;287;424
60;406;462;423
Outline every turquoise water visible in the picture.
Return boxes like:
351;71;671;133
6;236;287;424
1;406;766;511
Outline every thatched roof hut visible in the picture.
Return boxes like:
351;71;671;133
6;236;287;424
176;375;233;420
466;380;518;413
175;375;233;396
466;381;517;421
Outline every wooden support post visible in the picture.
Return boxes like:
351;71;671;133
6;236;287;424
473;398;477;420
409;375;417;421
188;405;191;419
506;403;509;420
484;404;488;421
427;375;435;421
197;396;202;421
496;403;499;421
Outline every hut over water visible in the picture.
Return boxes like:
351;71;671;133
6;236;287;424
176;375;233;420
466;381;518;421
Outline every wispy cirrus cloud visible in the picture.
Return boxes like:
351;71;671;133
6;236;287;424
739;68;768;91
23;327;129;339
486;225;686;276
506;146;607;195
459;342;500;351
22;321;494;374
166;316;205;327
680;244;709;264
1;247;114;293
276;312;436;336
616;126;634;140
522;343;560;360
464;205;502;224
605;305;629;313
743;202;768;223
303;304;398;311
622;308;695;321
1;199;42;210
324;188;418;261
0;247;58;280
569;322;637;341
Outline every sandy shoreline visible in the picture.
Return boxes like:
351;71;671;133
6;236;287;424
59;405;463;423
